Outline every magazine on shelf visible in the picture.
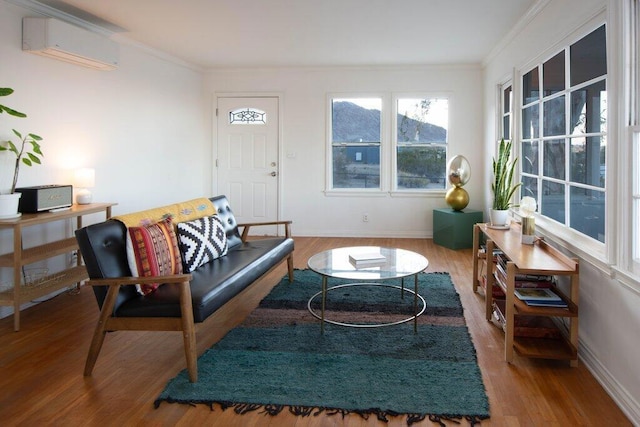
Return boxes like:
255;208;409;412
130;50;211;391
523;300;568;308
514;287;562;301
349;252;386;267
514;288;568;308
515;280;554;289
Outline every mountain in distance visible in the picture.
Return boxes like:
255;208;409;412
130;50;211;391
332;101;446;143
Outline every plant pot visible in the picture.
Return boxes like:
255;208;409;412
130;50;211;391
0;193;22;219
489;209;509;227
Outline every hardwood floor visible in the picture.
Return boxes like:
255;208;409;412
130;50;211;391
0;237;631;426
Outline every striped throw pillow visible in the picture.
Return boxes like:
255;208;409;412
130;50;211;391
125;217;183;296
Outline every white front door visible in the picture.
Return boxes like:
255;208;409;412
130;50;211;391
216;96;279;235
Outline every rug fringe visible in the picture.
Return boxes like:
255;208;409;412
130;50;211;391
154;399;488;426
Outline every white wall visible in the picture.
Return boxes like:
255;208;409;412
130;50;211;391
0;1;209;316
483;0;640;423
206;65;485;237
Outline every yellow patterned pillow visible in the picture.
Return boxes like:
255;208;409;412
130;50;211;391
114;198;216;228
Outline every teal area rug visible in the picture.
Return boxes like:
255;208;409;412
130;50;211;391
155;269;490;425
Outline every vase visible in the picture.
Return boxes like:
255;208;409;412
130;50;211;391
0;193;22;219
489;209;509;227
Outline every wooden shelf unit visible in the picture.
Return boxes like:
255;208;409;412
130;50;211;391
472;222;579;366
0;203;115;331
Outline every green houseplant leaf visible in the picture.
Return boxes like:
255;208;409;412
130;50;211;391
491;139;521;210
0;130;44;194
0;88;27;118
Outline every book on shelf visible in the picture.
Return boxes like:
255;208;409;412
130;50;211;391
348;252;386;267
481;275;506;298
491;299;562;338
514;288;568;308
515;287;561;301
515;274;554;282
479;245;503;261
522;300;568;308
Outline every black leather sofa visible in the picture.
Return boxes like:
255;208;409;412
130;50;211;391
75;195;294;382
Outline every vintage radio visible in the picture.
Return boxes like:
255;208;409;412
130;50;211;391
15;185;73;212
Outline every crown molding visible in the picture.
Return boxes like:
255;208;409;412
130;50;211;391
482;0;552;67
6;0;120;37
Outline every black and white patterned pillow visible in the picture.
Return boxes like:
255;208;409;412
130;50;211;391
176;215;228;272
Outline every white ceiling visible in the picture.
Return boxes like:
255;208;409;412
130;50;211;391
19;0;537;69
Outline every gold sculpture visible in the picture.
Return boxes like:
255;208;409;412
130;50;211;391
445;155;470;211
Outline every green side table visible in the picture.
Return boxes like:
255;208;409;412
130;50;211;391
433;208;483;250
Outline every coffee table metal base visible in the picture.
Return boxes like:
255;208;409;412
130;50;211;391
307;281;426;332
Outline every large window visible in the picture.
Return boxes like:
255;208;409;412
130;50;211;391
329;95;448;191
395;98;448;190
330;98;382;189
520;25;607;243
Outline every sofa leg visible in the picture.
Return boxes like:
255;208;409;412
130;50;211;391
287;255;294;282
179;281;198;383
85;285;120;376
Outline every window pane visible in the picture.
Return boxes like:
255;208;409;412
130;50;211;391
332;98;381;143
570;25;607;86
523;68;540;104
503;116;510;140
332;146;380;188
522;140;539;175
522;105;539;139
503;86;512;113
541;180;565;223
397;98;448;143
570;80;607;134
570;136;606;188
397;146;446;189
521;176;538;200
570;187;605;242
543;52;565;96
543;95;566;136
543;139;566;180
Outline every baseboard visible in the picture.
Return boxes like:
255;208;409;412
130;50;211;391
580;338;640;424
293;229;433;239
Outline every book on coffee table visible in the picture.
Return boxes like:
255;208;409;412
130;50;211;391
349;252;386;267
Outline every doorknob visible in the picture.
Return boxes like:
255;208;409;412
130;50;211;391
270;171;277;177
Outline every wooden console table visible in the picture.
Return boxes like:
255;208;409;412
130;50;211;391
0;203;115;331
472;222;579;366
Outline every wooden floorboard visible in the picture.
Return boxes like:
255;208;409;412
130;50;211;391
0;237;631;426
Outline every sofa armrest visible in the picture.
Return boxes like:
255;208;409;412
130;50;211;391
238;220;292;242
86;274;193;287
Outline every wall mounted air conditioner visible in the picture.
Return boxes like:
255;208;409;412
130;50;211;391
22;17;119;70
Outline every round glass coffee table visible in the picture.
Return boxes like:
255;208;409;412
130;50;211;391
307;246;429;333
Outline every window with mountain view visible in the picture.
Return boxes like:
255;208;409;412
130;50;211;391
396;98;448;189
520;24;607;243
331;98;382;189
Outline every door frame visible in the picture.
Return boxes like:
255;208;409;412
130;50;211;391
213;92;285;225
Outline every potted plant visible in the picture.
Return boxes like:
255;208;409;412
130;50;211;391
0;87;44;218
490;139;521;226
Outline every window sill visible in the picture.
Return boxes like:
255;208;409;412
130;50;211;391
324;189;389;197
611;268;640;296
324;189;447;198
532;214;611;276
